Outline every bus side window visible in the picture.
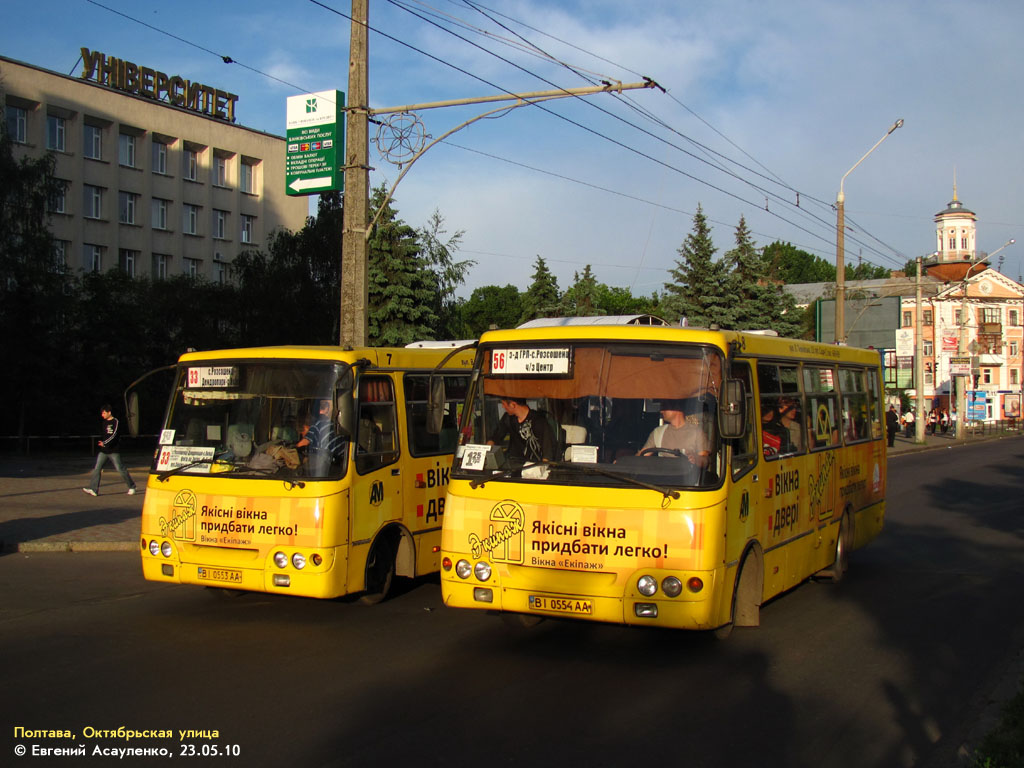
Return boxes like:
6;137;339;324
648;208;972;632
356;377;398;474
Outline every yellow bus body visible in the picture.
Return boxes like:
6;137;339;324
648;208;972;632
440;326;885;631
141;345;473;599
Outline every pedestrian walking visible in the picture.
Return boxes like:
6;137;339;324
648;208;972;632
927;409;938;435
83;404;137;496
886;405;899;447
903;407;915;438
940;408;950;434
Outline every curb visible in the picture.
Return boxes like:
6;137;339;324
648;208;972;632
17;540;137;553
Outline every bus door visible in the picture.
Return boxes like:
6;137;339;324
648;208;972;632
723;361;761;573
350;375;402;567
400;373;467;574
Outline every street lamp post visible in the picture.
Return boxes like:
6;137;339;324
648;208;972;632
956;239;1015;441
836;118;904;344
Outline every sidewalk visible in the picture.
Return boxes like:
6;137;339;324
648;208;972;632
1;429;1021;554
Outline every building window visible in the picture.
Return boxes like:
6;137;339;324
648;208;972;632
1010;341;1019;357
84;244;102;272
215;261;228;285
53;240;68;270
213;209;228;239
949;236;956;250
240;160;256;194
924;340;933;356
955;309;962;326
902;311;912;327
118;192;138;225
5;106;27;143
184;149;198;181
982;307;1000;324
118;133;136;167
214;155;228;187
982;369;992;385
47;115;66;151
48;180;68;214
1010;309;1020;326
1012;369;1020;386
151;198;169;230
184;257;200;278
240;214;255;244
83;185;103;219
961;235;969;249
153;253;170;280
923;310;933;325
183;204;199;235
119;248;139;277
84;124;102;160
152;141;168;174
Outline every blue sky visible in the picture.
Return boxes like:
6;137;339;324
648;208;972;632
4;0;1024;297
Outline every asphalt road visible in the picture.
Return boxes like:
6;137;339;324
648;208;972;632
1;437;1022;768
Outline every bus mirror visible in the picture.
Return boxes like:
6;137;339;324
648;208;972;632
426;376;446;434
126;391;140;437
719;379;746;439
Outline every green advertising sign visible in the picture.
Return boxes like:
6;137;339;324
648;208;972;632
286;90;345;196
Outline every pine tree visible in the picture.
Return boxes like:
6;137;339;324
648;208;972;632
724;216;802;336
662;205;732;327
367;186;438;345
558;264;603;317
519;256;560;323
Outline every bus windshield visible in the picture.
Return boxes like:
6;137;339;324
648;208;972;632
158;360;354;481
455;342;725;489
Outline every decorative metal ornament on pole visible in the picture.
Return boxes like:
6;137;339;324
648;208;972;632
835;118;903;344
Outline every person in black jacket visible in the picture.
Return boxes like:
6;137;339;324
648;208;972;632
83;404;137;496
886;405;900;447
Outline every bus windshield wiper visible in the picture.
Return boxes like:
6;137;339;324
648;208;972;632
469;460;679;500
545;460;680;500
221;464;306;490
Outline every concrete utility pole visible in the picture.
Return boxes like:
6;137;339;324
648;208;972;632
340;0;369;348
835;118;903;344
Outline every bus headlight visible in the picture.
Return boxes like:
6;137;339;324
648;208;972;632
455;559;472;579
149;540;160;556
474;561;492;582
160;541;172;558
662;576;683;598
637;575;658;596
273;551;288;569
291;553;307;570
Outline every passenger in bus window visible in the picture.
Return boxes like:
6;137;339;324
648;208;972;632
298;399;347;458
488;397;556;463
776;396;803;452
638;399;709;467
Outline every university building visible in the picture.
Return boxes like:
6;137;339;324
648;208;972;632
1;51;307;281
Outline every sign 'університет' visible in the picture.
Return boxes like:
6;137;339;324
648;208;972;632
80;48;238;122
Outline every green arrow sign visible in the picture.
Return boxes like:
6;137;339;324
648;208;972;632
286;89;345;196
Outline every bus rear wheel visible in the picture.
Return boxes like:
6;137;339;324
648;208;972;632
817;511;851;583
359;537;395;605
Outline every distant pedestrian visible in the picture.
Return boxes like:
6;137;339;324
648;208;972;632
927;409;938;435
903;408;915;438
940;409;950;434
885;406;899;447
83;404;137;496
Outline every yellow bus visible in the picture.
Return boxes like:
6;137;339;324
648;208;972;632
138;344;473;600
439;324;885;633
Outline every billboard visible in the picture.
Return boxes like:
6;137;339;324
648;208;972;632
286;90;345;196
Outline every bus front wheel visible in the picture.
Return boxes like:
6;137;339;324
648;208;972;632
359;537;396;605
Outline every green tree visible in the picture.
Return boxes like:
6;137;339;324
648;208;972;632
724;216;801;336
367;186;438;345
662;204;733;327
419;209;474;339
558;265;602;317
519;256;560;323
0;128;69;437
762;241;835;284
462;284;523;335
